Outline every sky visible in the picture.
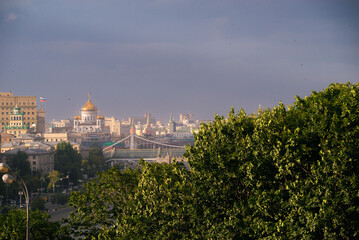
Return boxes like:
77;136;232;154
0;0;358;122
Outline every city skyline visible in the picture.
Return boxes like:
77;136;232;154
1;0;358;122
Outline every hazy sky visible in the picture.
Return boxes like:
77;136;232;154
1;0;358;122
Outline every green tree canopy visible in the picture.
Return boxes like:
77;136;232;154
6;150;31;176
54;142;82;183
68;166;140;239
0;209;69;240
185;82;359;239
82;147;106;178
67;83;359;239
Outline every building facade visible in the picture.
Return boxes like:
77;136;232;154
0;92;37;130
3;105;30;137
3;148;54;174
73;94;106;133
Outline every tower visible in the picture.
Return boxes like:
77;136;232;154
168;113;176;134
36;106;46;133
97;114;105;129
130;119;136;150
144;114;153;136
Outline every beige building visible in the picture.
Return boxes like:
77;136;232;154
43;132;81;142
0;92;37;129
1;132;15;143
3;148;54;174
3;105;31;137
0;140;54;153
104;117;125;136
36;106;46;133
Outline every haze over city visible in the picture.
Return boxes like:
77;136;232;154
1;0;358;121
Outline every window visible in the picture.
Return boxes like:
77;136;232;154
32;161;36;165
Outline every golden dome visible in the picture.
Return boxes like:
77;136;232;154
81;99;97;112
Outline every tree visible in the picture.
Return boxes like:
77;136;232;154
0;209;70;239
1;151;37;202
31;196;45;211
67;161;191;239
82;147;106;178
47;170;61;191
67;167;140;239
54;142;82;184
116;160;192;239
185;82;359;239
67;83;359;239
6;150;31;176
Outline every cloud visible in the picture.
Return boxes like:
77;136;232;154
4;12;18;22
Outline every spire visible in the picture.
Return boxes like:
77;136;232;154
88;92;91;100
169;113;172;122
130;119;136;135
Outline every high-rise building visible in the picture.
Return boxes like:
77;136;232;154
0;92;37;129
168;114;176;133
36;106;46;133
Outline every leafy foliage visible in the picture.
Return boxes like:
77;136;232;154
67;83;359;239
82;147;106;178
31;196;46;211
47;170;61;190
67;166;140;239
0;209;68;240
54;142;82;183
6;150;31;176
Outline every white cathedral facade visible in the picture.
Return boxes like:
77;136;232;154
73;94;107;133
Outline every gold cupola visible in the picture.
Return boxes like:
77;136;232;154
81;93;97;112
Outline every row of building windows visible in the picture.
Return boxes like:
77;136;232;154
11;116;22;120
1;117;34;121
1;122;34;125
2;108;36;110
2;112;35;115
10;123;23;126
0;102;35;105
46;139;65;142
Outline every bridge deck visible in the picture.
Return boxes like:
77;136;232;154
104;148;187;159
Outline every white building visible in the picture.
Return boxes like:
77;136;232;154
73;94;106;133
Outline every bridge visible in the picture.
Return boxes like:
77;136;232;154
103;134;187;160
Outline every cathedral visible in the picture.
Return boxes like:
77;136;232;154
73;94;106;133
